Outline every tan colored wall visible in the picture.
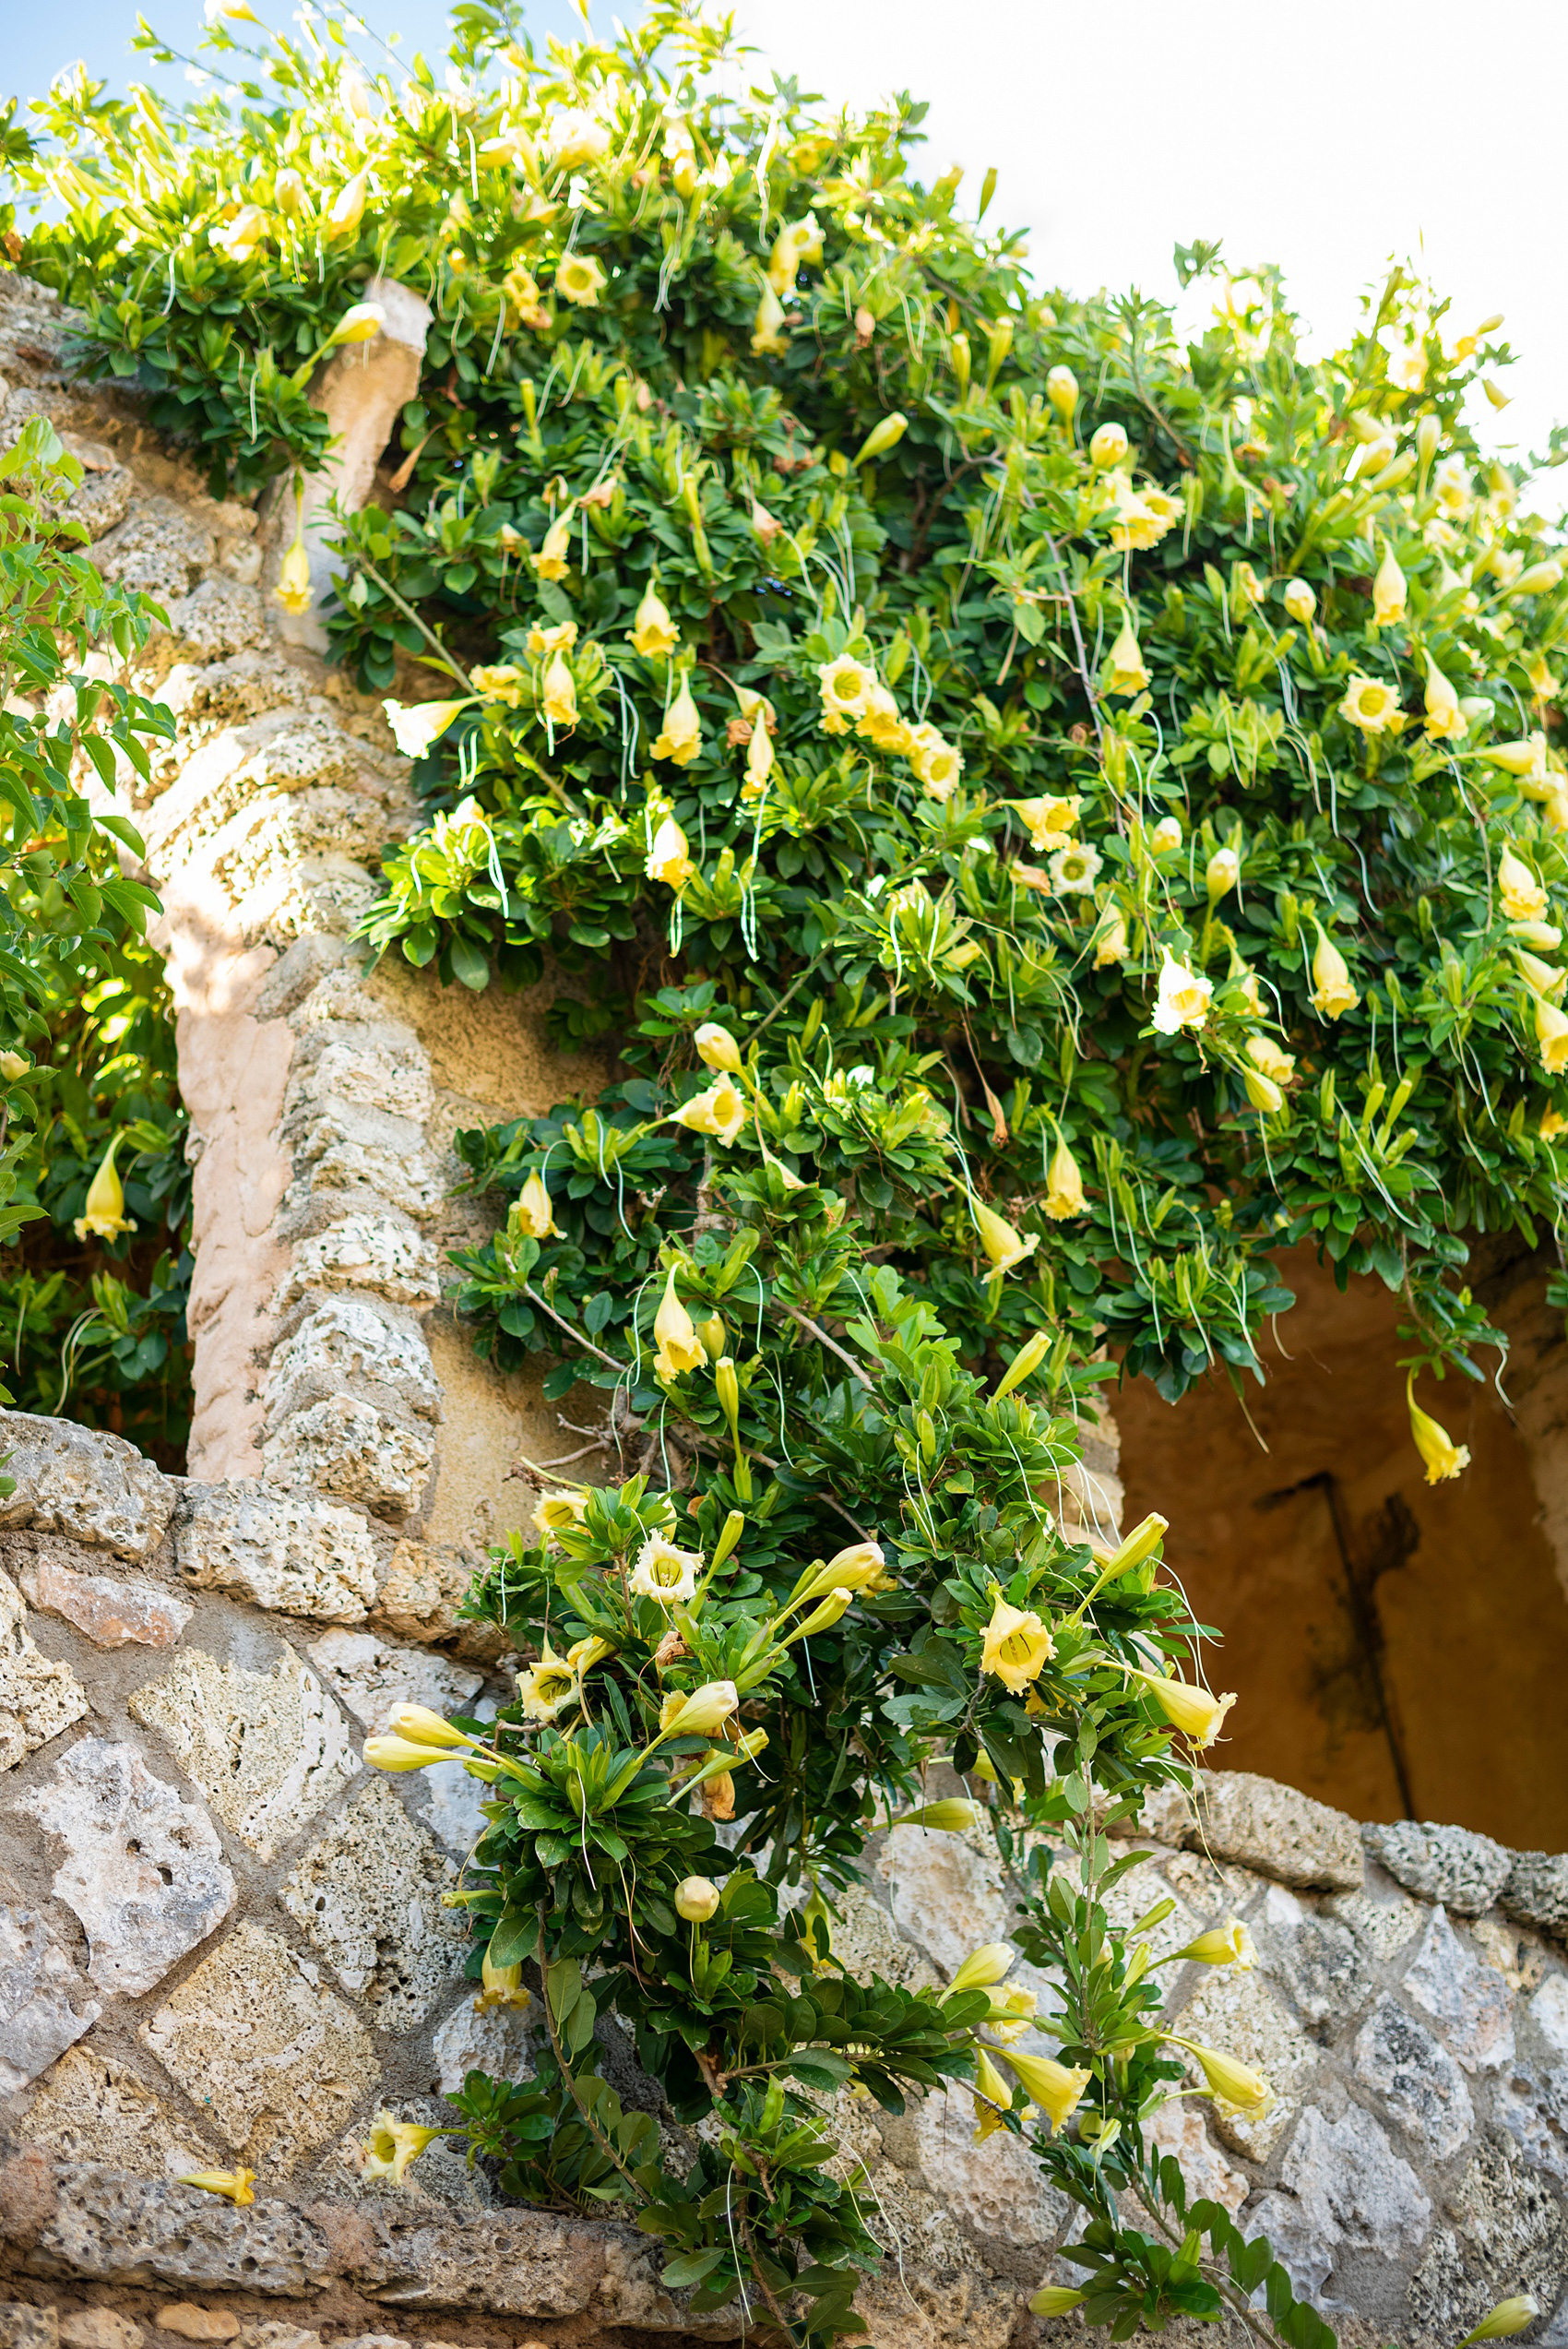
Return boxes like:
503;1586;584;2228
1117;1246;1568;1848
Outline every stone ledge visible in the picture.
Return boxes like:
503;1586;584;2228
0;1418;176;1565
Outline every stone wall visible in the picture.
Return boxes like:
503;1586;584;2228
4;267;1568;2346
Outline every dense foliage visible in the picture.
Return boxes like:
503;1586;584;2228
0;411;188;1455
12;1;1559;2337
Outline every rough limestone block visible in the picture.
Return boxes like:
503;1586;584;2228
1408;2131;1568;2343
874;1818;1016;1976
91;497;214;602
0;2310;58;2349
909;2088;1069;2251
160;579;267;663
1363;1818;1513;1916
0;1568;88;1771
371;1541;505;1663
1324;1883;1424;1962
279;1779;465;2027
17;2045;219;2178
0;1410;175;1557
281;1215;441;1311
25;2160;339;2294
156;2309;241;2342
305;1628;482;1735
262;1396;435;1519
60;2311;145;2349
176;1483;378;1622
286;1029;435;1127
1188;1771;1363;1891
1400;1905;1517;2073
11;1736;236;1996
20;1556;192;1649
0;1901;101;2091
1352;1993;1477;2159
159;647;313;731
290;1109;445;1221
140;1920;380;2172
1245;2103;1431;2303
433;1995;535;2095
264;1297;441;1428
1260;1884;1372;2030
1505;1851;1568;1941
1169;1965;1321;2160
128;1645;359;1860
1496;2069;1568;2184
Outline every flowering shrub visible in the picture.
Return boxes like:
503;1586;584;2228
12;3;1562;2336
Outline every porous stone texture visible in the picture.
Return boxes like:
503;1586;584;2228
0;1414;175;1560
0;1574;87;1774
139;1922;380;2172
10;1738;235;1996
0;1905;100;2092
127;1646;359;1861
278;1782;464;2026
175;1487;377;1622
303;1631;482;1736
1364;1820;1515;1916
10;2046;217;2178
1191;1771;1365;1892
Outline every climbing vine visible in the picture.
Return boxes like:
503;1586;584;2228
11;0;1562;2334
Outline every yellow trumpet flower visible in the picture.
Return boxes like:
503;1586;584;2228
1500;844;1550;924
1003;2049;1092;2134
513;1171;558;1239
1128;1667;1236;1748
1103;614;1150;698
541;649;577;730
532;511;574;580
630;581;679;658
653;1263;706;1378
1407;1376;1470;1484
1311;928;1360;1020
361;2109;444;2185
695;1021;742;1073
670;1074;747;1147
1166;2036;1272;2120
1372;543;1408;627
383;699;468;758
949;1942;1016;1994
645;813;695;891
651;677;703;765
475;1947;530;2010
972;1198;1039;1277
517;1638;582;1723
177;2168;255;2205
1044;1138;1087;1221
980;1589;1053;1692
75;1135;135;1243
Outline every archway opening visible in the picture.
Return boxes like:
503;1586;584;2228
1115;1244;1568;1848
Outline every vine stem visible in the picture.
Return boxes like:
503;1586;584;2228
1041;529;1104;748
534;1909;646;2200
735;2194;804;2348
354;554;479;695
521;1282;624;1369
778;1302;873;1387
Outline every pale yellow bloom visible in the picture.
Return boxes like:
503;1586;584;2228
1044;1138;1086;1220
654;1264;706;1378
695;1021;742;1073
671;1074;747;1147
1129;1668;1236;1748
1424;657;1467;740
274;524;313;616
1103;614;1150;697
470;663;525;706
511;1170;556;1241
1517;949;1566;1001
1109;477;1180;551
1151;950;1212;1035
1461;2300;1542;2344
751;282;790;357
364;1733;461;1771
983;1982;1038;2043
361;2109;443;2186
1246;1033;1296;1086
980;1590;1054;1692
1049;841;1101;895
555;253;606;307
1311;930;1359;1020
949;1942;1016;1994
1003;2049;1092;2134
645;813;695;889
1088;422;1128;470
1500;844;1550;924
973;1198;1039;1277
1535;994;1568;1075
629;1532;703;1604
802;1540;889;1597
857;681;915;756
1168;2038;1272;2120
1046;364;1078;422
766;214;823;296
1094;911;1130;967
517;1638;581;1723
1170;1919;1257;1969
1432;455;1474;519
75;1137;134;1243
329;301;385;346
569;1634;615;1673
526;620;577;661
541;650;577;729
475;1948;530;2011
1206;845;1240;900
675;1875;720;1922
1372;543;1408;626
651;678;703;765
1340;674;1406;734
1543;1107;1568;1141
211;204;267;262
1149;814;1182;854
1242;1065;1283;1115
177;2168;256;2205
662;1679;739;1736
382;1704;474;1753
1282;578;1316;624
1011;794;1080;852
534;1487;588;1542
817;654;876;730
384;698;467;758
551;111;611;171
629;582;679;658
326;172;367;240
909;722;963;797
532;512;574;580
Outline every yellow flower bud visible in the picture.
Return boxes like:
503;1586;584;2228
674;1875;720;1923
1206;845;1241;900
1169;1918;1257;1968
948;1941;1016;1993
1089;422;1128;470
894;1797;984;1831
1372;543;1408;627
1046;364;1078;422
651;678;703;766
993;1329;1051;1401
1044;1137;1086;1221
629;581;679;658
386;1703;474;1748
664;1680;739;1737
177;2168;255;2205
1282;578;1316;624
326;172;367;241
653;1264;705;1378
1002;2049;1092;2133
1103;614;1149;698
695;1021;742;1073
328;301;385;346
541;650;577;730
852;412;908;468
1310;928;1359;1020
1128;1668;1236;1748
1167;2037;1272;2118
1459;2299;1541;2345
1028;2290;1087;2318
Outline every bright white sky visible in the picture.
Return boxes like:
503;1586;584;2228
731;0;1568;508
16;0;1568;502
